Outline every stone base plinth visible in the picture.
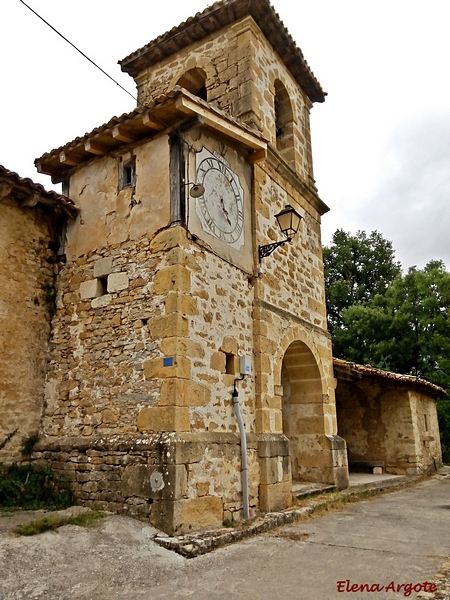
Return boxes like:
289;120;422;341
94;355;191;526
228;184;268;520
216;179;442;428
33;432;259;535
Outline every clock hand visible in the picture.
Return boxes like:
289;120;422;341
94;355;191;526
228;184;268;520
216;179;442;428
220;197;232;225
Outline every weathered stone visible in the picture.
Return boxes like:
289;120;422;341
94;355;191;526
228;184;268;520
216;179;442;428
121;464;187;500
210;351;226;373
259;481;292;512
155;496;223;535
149;313;189;339
149;226;189;253
159;379;210;407
80;279;104;300
91;294;112;308
153;265;190;295
107;272;129;293
136;406;190;432
160;337;204;359
93;257;113;278
143;356;191;379
164;292;198;316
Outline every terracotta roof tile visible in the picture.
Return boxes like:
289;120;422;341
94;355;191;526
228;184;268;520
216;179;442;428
36;107;145;165
35;88;267;181
333;358;447;399
119;0;326;103
0;164;78;217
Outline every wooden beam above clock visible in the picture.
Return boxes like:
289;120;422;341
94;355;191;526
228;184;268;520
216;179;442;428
175;96;267;163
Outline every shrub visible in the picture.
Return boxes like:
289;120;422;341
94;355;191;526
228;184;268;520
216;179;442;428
0;463;74;510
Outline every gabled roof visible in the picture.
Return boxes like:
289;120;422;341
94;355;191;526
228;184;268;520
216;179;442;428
119;0;326;103
333;358;447;399
0;165;78;218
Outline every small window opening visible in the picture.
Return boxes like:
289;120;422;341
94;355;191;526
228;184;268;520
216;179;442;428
424;414;428;432
124;164;133;186
225;353;236;375
119;156;136;191
97;276;108;296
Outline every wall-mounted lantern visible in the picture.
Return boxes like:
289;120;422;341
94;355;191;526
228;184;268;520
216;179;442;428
258;204;302;261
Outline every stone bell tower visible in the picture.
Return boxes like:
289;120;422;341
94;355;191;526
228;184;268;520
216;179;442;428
35;0;348;535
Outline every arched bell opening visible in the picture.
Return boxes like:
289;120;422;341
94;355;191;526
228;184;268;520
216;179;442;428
176;68;207;101
274;79;295;167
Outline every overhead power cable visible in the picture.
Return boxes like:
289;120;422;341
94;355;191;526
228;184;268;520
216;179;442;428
18;0;168;128
18;0;213;158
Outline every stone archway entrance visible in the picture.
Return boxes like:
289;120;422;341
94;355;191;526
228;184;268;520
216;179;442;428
280;339;350;487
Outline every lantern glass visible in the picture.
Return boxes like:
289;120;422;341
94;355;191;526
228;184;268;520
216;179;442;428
275;205;302;238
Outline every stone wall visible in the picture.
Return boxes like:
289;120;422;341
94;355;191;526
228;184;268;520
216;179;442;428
43;219;257;439
336;379;442;475
254;156;327;329
65;136;170;261
33;432;262;534
0;198;58;463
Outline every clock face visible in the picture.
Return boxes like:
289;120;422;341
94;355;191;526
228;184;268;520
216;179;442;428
195;151;244;246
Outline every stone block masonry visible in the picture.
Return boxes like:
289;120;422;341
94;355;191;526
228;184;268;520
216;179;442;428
0;199;59;463
34;432;260;535
39;223;261;532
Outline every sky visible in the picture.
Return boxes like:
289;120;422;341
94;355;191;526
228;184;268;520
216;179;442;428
2;0;449;270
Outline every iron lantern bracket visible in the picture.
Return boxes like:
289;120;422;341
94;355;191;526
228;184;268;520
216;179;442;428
258;238;291;262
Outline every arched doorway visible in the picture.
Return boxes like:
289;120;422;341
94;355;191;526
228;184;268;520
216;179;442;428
281;340;324;482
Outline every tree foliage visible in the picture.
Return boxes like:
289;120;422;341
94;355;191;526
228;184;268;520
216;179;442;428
332;260;450;391
323;229;401;335
323;231;450;462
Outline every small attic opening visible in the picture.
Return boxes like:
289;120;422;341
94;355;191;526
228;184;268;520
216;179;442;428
177;68;207;101
119;156;136;191
274;79;295;166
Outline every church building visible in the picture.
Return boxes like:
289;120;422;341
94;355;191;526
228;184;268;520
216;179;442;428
31;0;349;533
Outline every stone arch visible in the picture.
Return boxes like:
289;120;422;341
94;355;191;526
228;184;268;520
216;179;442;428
274;327;326;393
279;334;328;482
176;68;207;100
274;79;295;166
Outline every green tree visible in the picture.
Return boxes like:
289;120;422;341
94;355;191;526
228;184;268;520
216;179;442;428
323;229;401;334
333;260;450;390
331;259;450;462
323;229;402;335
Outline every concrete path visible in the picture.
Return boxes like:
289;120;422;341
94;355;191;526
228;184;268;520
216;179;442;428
1;472;449;599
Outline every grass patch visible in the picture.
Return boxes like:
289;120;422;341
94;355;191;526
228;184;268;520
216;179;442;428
0;463;74;510
15;510;105;536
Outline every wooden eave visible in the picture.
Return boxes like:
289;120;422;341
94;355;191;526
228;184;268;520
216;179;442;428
35;106;168;184
333;358;447;400
0;164;78;218
119;0;326;104
35;88;267;183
